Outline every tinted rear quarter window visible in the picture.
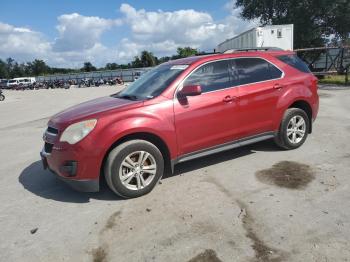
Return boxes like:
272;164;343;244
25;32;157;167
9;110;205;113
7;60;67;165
277;54;311;73
234;58;282;85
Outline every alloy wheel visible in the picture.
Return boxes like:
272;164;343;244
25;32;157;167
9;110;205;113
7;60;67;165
286;115;306;144
119;151;157;190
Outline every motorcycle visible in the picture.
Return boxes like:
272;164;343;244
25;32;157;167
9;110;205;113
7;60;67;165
94;78;105;87
68;80;77;86
107;78;115;85
116;77;124;85
107;77;123;86
63;81;70;89
79;78;93;88
0;90;5;101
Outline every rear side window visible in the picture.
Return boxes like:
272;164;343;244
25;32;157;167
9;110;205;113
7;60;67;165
277;55;311;73
234;58;283;85
184;60;231;93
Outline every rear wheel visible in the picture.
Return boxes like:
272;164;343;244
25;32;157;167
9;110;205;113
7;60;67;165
0;94;4;101
274;108;309;150
104;140;164;198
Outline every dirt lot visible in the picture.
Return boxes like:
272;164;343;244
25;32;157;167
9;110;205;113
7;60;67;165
0;85;349;262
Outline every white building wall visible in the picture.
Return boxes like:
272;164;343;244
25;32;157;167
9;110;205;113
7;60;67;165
217;24;293;52
261;24;293;50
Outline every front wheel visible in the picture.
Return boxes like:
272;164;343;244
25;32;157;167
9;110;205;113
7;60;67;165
274;108;310;150
0;94;4;101
104;140;164;198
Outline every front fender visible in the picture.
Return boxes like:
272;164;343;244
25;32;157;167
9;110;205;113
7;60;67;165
95;101;177;169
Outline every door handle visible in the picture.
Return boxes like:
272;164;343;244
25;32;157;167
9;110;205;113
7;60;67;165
273;83;284;89
223;95;235;103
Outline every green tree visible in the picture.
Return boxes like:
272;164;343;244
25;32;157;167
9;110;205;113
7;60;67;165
32;59;50;75
176;47;198;58
11;62;25;78
105;63;120;70
158;56;171;64
6;58;15;77
0;59;9;79
81;62;97;72
235;0;350;48
131;56;143;68
326;1;350;41
140;51;157;67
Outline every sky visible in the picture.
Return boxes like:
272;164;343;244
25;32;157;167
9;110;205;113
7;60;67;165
0;0;257;68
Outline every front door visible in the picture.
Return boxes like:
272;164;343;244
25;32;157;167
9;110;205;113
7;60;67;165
173;59;240;156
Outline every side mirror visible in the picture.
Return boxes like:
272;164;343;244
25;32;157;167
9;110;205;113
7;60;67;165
178;85;202;97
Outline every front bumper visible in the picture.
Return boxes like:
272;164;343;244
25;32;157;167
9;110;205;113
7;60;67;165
40;150;99;192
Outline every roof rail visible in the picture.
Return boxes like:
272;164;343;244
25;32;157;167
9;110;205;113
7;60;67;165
223;47;284;53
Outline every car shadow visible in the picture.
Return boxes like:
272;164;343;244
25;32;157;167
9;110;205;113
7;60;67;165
165;139;280;178
18;161;123;203
19;139;280;203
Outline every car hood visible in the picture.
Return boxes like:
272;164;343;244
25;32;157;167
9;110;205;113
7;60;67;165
49;96;142;127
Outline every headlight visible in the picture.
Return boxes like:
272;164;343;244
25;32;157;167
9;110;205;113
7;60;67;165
60;119;97;144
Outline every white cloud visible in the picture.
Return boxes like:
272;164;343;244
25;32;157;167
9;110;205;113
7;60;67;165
120;3;227;51
114;38;179;62
0;22;51;62
0;14;122;68
0;2;256;67
53;13;122;52
118;3;255;57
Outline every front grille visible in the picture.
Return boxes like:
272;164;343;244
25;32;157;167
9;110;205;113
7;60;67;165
44;142;54;154
47;126;58;135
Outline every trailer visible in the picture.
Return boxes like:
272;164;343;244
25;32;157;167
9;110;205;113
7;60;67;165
217;24;294;53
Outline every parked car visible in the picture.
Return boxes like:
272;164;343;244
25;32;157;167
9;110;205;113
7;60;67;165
41;49;319;198
0;79;8;88
17;79;32;90
14;77;36;84
7;79;19;89
10;77;36;90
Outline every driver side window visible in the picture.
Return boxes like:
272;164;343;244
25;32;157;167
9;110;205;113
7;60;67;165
184;60;231;93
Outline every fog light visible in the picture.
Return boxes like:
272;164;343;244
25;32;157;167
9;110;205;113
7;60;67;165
60;161;77;177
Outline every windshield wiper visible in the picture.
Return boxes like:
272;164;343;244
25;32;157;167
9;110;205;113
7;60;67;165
114;94;139;100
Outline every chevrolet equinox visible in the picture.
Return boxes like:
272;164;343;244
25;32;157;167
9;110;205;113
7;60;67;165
41;49;319;198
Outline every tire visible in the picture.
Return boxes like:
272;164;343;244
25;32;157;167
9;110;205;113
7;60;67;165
104;140;164;198
0;94;4;101
274;108;310;150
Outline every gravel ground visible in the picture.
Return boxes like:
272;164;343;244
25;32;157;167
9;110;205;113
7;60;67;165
0;85;349;262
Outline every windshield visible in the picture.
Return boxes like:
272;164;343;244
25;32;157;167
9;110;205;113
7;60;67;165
115;64;188;100
9;80;17;83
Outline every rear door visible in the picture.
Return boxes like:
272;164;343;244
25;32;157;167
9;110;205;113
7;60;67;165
235;57;284;137
173;59;240;155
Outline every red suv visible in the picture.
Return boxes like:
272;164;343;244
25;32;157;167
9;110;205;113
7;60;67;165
41;49;319;198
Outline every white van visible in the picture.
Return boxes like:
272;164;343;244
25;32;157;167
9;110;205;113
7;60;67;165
11;77;36;89
14;77;36;84
7;79;20;88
